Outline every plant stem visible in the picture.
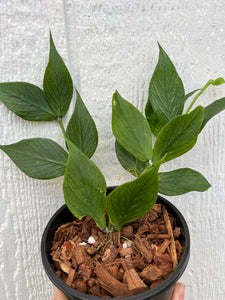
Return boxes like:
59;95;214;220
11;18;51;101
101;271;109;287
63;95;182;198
57;118;66;137
186;80;213;113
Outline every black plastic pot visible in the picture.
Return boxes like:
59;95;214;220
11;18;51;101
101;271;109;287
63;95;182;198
41;187;190;300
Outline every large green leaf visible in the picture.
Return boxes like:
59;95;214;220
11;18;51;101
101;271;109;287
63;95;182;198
115;141;149;177
149;43;185;124
66;89;98;158
200;97;225;131
0;82;55;121
63;140;106;229
112;91;152;162
0;138;68;179
106;164;160;231
145;97;164;137
43;32;73;118
159;168;211;196
153;106;204;164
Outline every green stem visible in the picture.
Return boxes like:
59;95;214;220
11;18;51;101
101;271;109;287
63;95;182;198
57;118;66;137
186;80;214;114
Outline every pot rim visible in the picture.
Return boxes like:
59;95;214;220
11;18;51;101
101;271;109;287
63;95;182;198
41;190;190;300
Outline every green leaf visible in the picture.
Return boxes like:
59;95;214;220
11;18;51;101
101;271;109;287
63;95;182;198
63;140;106;229
66;89;98;158
212;77;225;86
184;89;200;102
0;138;68;179
112;90;152;162
43;32;73;118
0;82;55;121
145;97;164;136
149;43;185;124
159;168;211;196
200;97;225;131
106;163;160;231
153;106;204;164
115;141;149;177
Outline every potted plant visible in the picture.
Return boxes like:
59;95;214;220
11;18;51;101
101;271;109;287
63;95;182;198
0;33;224;300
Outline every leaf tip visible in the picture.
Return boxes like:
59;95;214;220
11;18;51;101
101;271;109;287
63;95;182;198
112;90;118;106
157;41;163;52
49;30;57;53
114;90;120;97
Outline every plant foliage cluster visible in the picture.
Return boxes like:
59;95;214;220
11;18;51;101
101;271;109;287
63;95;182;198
0;34;225;231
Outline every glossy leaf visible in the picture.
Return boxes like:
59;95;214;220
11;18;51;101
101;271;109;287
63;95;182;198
0;138;68;179
153;106;204;164
112;91;152;162
63;140;106;229
159;168;211;196
66;90;98;158
43;32;73;118
0;82;55;121
200;97;225;131
145;98;164;136
115;141;149;177
149;43;185;124
106;163;160;231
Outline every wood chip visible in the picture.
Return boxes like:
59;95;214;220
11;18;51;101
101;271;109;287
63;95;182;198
173;227;181;238
152;203;162;214
175;240;183;254
134;235;153;263
61;240;75;260
53;258;72;274
73;245;88;266
122;255;134;270
158;262;173;277
147;210;158;222
87;278;96;288
66;268;76;286
140;265;162;283
121;226;133;238
158;239;170;254
162;206;178;269
95;264;132;297
138;224;149;234
74;280;87;293
153;251;172;265
79;263;92;282
147;234;170;240
107;265;119;279
114;231;121;247
149;224;160;233
175;240;184;260
88;285;101;297
119;247;134;257
124;268;148;294
102;246;118;264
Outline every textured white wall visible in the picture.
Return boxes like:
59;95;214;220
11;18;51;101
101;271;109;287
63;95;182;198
0;1;225;299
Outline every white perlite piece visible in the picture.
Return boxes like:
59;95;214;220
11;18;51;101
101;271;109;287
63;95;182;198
122;243;128;249
79;242;87;246
122;242;132;249
87;236;96;245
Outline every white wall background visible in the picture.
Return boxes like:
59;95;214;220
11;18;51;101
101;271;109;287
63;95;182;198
0;1;225;299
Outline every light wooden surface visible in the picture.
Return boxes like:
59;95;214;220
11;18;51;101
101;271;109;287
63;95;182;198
0;1;225;299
